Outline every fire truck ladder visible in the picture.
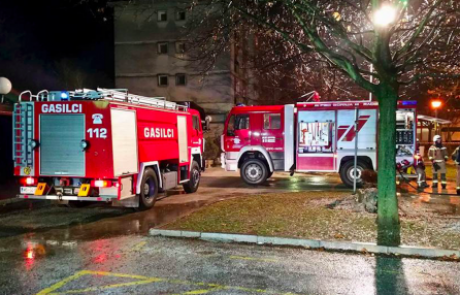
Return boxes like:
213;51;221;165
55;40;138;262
75;88;189;112
98;88;188;111
18;88;188;112
13;103;34;167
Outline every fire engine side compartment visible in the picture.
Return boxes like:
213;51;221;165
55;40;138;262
295;102;379;173
134;104;192;192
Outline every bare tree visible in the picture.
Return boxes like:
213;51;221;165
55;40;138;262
185;0;460;245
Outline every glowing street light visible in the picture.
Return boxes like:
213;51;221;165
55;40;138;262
431;100;442;109
431;99;443;134
373;5;397;27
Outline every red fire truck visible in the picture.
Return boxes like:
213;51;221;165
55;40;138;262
13;88;206;209
221;100;417;187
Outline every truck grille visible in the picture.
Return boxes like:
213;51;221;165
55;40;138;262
40;114;85;176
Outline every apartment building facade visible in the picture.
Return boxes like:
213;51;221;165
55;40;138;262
112;0;236;134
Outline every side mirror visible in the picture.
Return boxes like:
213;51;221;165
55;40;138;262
202;115;212;132
227;129;235;136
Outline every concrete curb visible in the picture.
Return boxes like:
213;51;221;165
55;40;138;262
148;229;460;259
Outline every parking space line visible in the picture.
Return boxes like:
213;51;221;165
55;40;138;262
132;241;147;252
37;270;305;295
171;285;224;295
230;255;278;263
36;271;88;295
52;278;162;294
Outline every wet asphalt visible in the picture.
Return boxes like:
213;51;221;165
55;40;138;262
1;236;459;295
0;168;459;294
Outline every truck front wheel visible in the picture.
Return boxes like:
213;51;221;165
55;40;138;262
241;159;268;185
339;160;368;188
139;168;159;210
183;161;201;194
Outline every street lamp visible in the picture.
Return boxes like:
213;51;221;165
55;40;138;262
373;5;397;27
431;99;442;134
369;5;397;100
0;77;12;104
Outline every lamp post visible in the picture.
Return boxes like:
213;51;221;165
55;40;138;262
368;5;398;101
0;77;12;104
431;99;442;135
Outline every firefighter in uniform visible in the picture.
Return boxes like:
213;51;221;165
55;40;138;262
451;145;460;195
428;135;448;189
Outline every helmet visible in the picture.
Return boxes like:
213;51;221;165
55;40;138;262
433;135;442;142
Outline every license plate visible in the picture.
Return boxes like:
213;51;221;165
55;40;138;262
20;187;37;195
63;188;73;195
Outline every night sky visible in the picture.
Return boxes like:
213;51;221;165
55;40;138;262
0;0;114;98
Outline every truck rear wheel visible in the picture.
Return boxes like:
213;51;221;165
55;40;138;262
241;159;268;185
139;168;158;210
339;160;368;188
183;161;201;194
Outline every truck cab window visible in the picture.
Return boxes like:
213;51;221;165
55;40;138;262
227;115;235;136
264;113;281;129
235;115;250;130
192;115;200;131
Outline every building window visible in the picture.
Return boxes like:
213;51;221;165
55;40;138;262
176;74;187;86
158;75;168;87
176;10;186;21
264;113;281;129
175;42;186;54
158;10;167;22
158;42;168;54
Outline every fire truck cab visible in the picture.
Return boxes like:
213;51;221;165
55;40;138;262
221;100;417;187
13;88;206;209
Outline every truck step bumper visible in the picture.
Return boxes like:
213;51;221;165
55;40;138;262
17;195;117;202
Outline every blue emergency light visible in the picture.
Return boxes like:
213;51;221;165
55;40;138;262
401;100;416;106
60;92;69;100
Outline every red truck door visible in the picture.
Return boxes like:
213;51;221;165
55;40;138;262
224;113;251;152
191;113;203;148
261;112;284;170
249;113;263;146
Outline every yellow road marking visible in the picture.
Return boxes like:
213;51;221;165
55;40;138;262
52;278;162;294
230;255;278;262
36;271;89;295
132;241;147;251
171;285;224;295
37;270;303;295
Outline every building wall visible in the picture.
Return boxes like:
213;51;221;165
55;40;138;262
112;1;234;136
